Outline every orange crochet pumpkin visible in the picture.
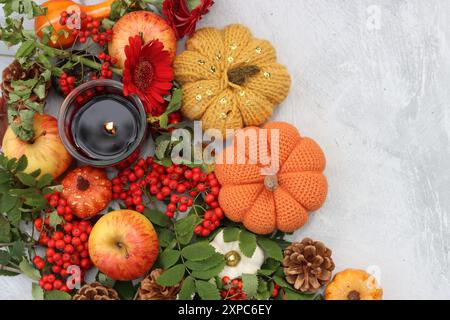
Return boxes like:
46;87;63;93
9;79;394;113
215;122;328;235
62;167;112;219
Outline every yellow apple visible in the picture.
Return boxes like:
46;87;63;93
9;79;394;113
2;113;72;179
88;210;159;281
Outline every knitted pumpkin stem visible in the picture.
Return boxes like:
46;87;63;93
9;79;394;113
264;175;278;192
227;65;260;86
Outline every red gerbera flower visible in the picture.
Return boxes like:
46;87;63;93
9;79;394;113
163;0;214;39
122;35;174;115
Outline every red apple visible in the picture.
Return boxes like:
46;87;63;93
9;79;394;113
88;210;159;281
108;11;177;69
2;114;72;179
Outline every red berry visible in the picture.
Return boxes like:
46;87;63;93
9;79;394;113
63;235;72;244
205;194;215;204
55;240;65;250
63;223;73;233
34;218;43;230
47;239;55;248
53;280;63;290
222;276;230;285
178;204;188;212
72;228;81;237
194;225;203;234
52;265;61;274
165;211;174;219
136;205;145;213
43;283;53;291
64;244;74;253
71;237;81;247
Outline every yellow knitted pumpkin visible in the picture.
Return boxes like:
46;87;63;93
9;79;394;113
174;24;291;135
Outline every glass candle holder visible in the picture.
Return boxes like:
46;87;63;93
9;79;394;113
58;79;147;168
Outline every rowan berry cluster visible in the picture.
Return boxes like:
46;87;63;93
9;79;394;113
112;156;224;236
220;277;247;300
59;11;112;45
33;192;93;293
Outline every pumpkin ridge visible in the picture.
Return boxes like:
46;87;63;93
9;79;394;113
272;186;308;232
274;183;308;214
278;171;328;211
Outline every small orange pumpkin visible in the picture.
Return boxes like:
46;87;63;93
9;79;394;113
62;167;112;219
215;122;328;235
325;269;383;300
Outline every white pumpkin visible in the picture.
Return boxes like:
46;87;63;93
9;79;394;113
210;231;265;279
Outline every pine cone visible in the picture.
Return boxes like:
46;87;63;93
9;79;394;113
137;269;181;300
283;238;335;293
1;60;50;103
72;282;120;300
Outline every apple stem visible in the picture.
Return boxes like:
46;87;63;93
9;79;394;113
29;130;47;144
116;242;129;259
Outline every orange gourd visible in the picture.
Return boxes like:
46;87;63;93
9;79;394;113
35;0;114;48
325;269;383;300
215;122;328;235
62;167;112;219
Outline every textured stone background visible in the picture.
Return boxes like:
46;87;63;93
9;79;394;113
1;0;449;299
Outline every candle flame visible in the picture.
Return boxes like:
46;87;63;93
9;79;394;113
104;121;117;135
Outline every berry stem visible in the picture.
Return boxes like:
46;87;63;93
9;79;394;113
0;264;21;274
31;39;123;76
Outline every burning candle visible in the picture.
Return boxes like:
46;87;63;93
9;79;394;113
59;80;147;167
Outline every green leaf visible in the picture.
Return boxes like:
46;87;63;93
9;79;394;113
143;208;171;227
256;279;272;300
1;193;18;213
37;174;53;188
7;205;22;227
175;214;201;245
114;281;136;300
0;215;12;243
9;241;25;262
155;138;171;160
0;251;10;264
49;211;64;228
185;253;224;271
178;276;195;300
223;227;241;242
158;228;175;247
32;282;44;300
272;275;293;289
98;273;116;288
45;290;72;300
165;88;183;114
187;0;202;11
159;113;169;129
156;264;185;287
0;171;12;184
181;242;215;261
16;40;36;58
158;249;181;269
15;155;28;172
19;258;41;281
257;237;283;262
195;280;220;300
16;172;36;187
190;260;225;280
283;288;318;300
239;230;257;258
242;273;258;299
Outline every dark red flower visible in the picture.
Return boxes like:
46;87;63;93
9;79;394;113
122;35;174;115
163;0;214;39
